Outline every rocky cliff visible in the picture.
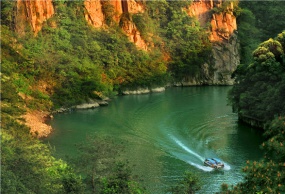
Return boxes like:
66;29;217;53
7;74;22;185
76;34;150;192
84;0;104;27
186;0;240;85
84;0;147;50
15;0;147;49
14;0;239;84
15;0;54;35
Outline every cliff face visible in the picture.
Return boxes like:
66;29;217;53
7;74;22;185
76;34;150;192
15;0;54;35
84;0;147;50
15;0;147;49
84;0;104;28
186;0;240;85
14;0;239;83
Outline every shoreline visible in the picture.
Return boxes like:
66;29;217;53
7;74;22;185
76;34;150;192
29;85;233;138
29;86;167;138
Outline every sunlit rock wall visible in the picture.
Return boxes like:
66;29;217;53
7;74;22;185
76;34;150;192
186;0;240;85
16;0;54;35
84;0;104;27
84;0;147;50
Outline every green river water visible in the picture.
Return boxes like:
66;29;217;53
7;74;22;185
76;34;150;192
46;86;264;193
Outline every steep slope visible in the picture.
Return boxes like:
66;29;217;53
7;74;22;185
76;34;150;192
15;0;54;35
188;0;240;85
14;0;239;82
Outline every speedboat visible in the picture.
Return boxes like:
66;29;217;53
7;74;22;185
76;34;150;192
204;158;224;169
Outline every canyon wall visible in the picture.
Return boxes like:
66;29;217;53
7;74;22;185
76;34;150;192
15;0;54;35
14;0;239;83
185;0;240;85
84;0;104;27
15;0;147;49
84;0;147;50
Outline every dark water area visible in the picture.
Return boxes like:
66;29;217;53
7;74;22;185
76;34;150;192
45;86;264;193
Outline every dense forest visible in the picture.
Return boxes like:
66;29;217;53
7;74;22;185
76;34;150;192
224;31;285;194
1;0;285;193
223;2;285;192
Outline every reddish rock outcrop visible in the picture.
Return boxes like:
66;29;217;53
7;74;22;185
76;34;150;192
84;0;104;27
120;18;148;50
187;0;237;42
23;110;52;138
186;0;239;85
210;3;237;41
84;0;147;50
16;0;54;35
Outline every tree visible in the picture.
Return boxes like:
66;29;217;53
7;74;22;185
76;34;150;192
229;32;285;124
168;171;201;194
220;117;285;193
74;135;144;193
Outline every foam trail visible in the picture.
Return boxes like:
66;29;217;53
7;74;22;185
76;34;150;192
171;152;213;172
188;162;214;172
223;163;231;170
172;136;205;162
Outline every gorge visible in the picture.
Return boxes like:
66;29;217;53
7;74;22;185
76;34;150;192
15;0;239;86
2;0;285;193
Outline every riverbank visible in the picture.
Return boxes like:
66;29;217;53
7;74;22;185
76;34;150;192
28;86;167;138
23;110;52;138
45;86;264;194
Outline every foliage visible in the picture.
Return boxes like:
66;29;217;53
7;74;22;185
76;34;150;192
239;1;285;42
219;117;285;194
226;31;285;193
229;32;285;123
145;1;212;81
211;1;233;14
1;113;84;193
236;8;260;65
168;171;201;194
1;0;16;29
73;135;144;193
101;0;115;26
237;1;285;65
99;162;144;194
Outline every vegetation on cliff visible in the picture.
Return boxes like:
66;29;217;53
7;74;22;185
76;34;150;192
1;1;208;193
2;0;285;193
226;31;285;193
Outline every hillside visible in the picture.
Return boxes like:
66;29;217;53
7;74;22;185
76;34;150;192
1;0;240;136
1;0;285;193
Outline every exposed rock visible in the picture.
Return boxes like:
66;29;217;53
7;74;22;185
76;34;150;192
53;107;70;114
187;0;239;85
120;18;148;50
84;0;147;50
97;100;109;106
210;11;237;42
125;0;144;14
151;87;165;93
211;32;240;85
122;87;165;95
16;0;54;35
186;0;213;26
110;0;123;22
23;111;52;138
122;88;150;95
84;0;104;27
74;102;100;109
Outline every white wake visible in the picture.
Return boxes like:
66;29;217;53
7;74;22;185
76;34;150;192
170;136;231;171
172;136;205;161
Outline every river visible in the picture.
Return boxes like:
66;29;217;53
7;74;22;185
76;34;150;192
46;86;264;193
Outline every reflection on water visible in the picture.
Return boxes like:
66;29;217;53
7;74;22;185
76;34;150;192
46;87;264;193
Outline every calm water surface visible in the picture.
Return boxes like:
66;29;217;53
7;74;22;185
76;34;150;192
46;87;264;193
